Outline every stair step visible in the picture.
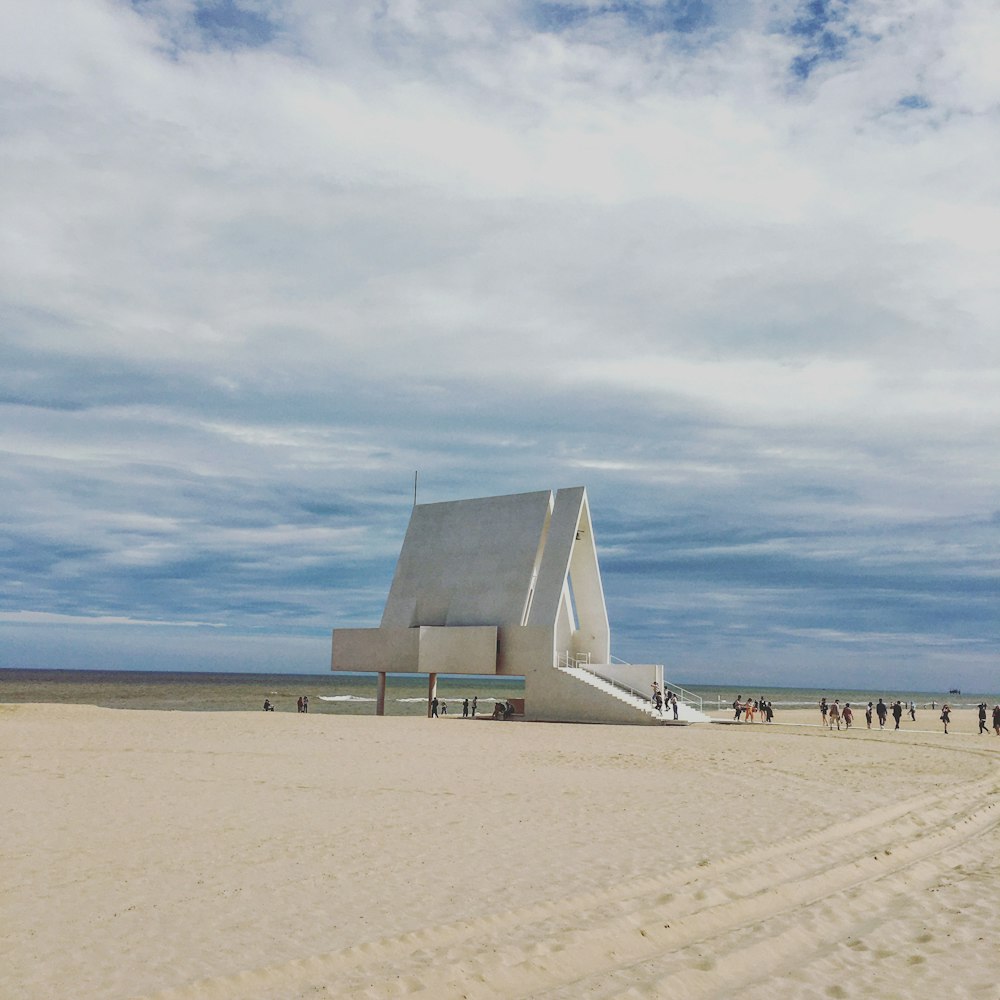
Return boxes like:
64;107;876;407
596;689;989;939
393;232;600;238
558;665;711;724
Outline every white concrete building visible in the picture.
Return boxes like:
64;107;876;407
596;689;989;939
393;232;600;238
331;487;709;724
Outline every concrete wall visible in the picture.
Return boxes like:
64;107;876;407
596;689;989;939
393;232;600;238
587;663;659;698
526;665;658;726
526;487;609;663
564;490;610;663
331;627;419;673
332;626;498;675
417;626;497;674
497;624;554;675
381;490;552;628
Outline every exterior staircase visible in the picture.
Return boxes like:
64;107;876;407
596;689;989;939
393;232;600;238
557;665;712;724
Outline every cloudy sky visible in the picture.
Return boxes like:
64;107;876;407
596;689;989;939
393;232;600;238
2;0;998;690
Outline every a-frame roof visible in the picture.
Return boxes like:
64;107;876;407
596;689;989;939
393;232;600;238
379;487;608;644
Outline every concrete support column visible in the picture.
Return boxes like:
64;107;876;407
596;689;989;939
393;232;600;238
427;672;438;718
376;671;386;716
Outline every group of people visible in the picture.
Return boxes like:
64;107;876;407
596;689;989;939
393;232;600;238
816;697;1000;735
429;696;456;717
259;695;308;712
650;682;680;719
491;699;517;720
977;702;1000;735
821;697;914;731
731;696;775;723
818;697;859;730
430;695;513;719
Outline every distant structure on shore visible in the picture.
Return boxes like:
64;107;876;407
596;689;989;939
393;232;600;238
331;487;709;725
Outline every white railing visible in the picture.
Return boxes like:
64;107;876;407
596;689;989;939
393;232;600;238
560;661;652;709
663;681;703;712
587;654;705;712
558;652;704;713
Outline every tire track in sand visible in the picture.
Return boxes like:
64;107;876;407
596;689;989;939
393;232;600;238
138;770;1000;1000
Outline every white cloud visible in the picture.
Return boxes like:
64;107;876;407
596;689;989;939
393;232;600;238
0;610;224;628
1;0;998;686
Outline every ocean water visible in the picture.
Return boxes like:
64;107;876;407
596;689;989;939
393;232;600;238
1;669;996;717
0;669;523;716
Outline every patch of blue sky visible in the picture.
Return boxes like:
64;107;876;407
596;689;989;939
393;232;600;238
786;0;855;80
530;0;716;36
192;0;276;49
898;94;931;110
788;0;842;40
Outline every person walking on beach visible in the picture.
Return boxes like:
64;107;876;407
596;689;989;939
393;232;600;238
296;696;303;713
829;700;841;730
940;704;951;734
843;703;853;729
462;698;469;718
875;698;887;728
865;702;873;729
909;701;916;722
302;695;308;713
431;696;439;718
471;696;477;718
819;697;829;727
892;700;902;729
978;703;988;734
993;705;1000;736
733;696;743;721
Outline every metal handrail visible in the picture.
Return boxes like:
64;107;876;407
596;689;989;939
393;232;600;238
664;681;703;712
560;661;653;709
558;653;703;713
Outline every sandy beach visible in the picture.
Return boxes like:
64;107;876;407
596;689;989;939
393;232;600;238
3;703;999;999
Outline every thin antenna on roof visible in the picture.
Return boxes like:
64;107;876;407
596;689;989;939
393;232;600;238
413;470;418;508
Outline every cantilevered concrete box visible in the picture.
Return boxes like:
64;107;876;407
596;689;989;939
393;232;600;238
331;625;498;675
